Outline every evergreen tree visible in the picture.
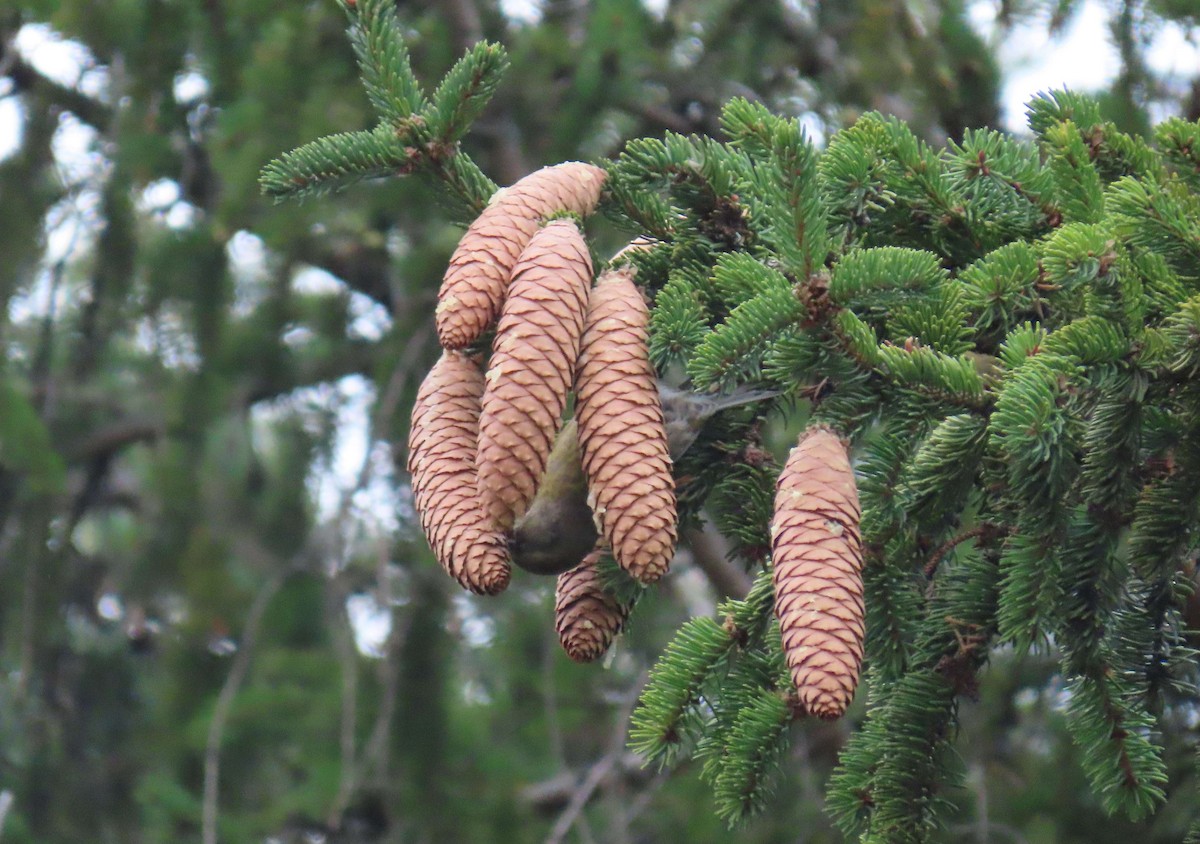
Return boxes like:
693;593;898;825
263;3;1200;841
4;0;1200;841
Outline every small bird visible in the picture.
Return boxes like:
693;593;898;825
657;383;779;458
509;384;777;576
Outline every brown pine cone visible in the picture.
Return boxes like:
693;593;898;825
555;548;630;662
477;219;593;531
575;267;677;583
436;162;606;350
771;426;864;719
407;351;511;595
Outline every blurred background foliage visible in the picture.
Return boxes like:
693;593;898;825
0;1;1199;841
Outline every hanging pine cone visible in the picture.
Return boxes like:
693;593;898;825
555;547;631;662
407;351;511;595
477;219;593;531
771;426;864;719
575;266;677;583
436;161;606;350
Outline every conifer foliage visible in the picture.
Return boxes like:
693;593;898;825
265;3;1200;839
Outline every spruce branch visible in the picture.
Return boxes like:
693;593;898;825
628;617;737;765
948;127;1056;241
426;41;509;143
830;542;1000;842
922;523;1003;580
262;8;503;211
260;125;420;200
1062;671;1168;820
876;344;989;410
421;145;499;218
1026;89;1103;139
995;530;1063;648
710;687;794;827
828;247;946;308
649;266;712;370
721;97;828;274
886;287;975;356
629;569;775;766
708;462;778;563
1108;174;1200;278
1125;437;1200;707
1155;116;1200;192
901;414;990;529
345;0;426;123
958;241;1045;346
1040;315;1130;364
258;50;1200;830
1028;90;1162;183
687;284;804;391
1043;120;1105;224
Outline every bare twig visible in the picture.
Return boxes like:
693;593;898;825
544;671;647;844
327;577;360;828
362;576;410;788
16;505;51;699
201;571;286;844
65;416;163;461
617;767;667;833
333;537;413;808
540;622;598;843
619;99;696;135
325;327;429;822
542;623;567;768
545;753;620;844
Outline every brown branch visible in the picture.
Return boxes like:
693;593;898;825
0;34;111;131
619;99;697;136
325;326;430;824
292;235;396;314
543;672;648;844
923;523;1006;580
64;417;163;461
327;577;360;828
683;519;752;599
243;338;379;406
522;753;654;814
201;570;286;844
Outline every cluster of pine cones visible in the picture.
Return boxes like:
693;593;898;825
406;162;676;663
407;163;866;718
